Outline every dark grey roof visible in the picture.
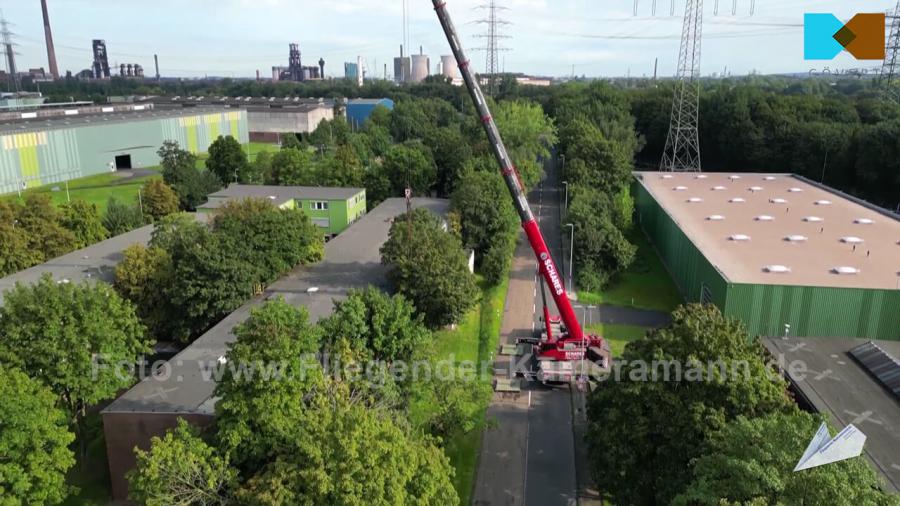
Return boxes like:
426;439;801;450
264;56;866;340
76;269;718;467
763;337;900;492
207;184;365;202
0;107;242;135
103;198;449;416
849;341;900;398
0;213;210;305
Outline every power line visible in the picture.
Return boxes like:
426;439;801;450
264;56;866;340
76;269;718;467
660;0;703;172
473;0;511;96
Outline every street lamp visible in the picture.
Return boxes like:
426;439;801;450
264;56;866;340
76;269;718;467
562;181;569;213
565;223;575;291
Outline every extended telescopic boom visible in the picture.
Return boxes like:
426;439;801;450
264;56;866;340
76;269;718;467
431;0;584;342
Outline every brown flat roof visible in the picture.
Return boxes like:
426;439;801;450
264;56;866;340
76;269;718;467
636;172;900;290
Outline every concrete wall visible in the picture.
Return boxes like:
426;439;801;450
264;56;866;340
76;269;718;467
247;107;333;135
102;412;214;501
0;110;249;194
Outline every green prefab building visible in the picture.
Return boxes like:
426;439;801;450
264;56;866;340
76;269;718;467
634;172;900;340
200;184;366;237
0;107;248;194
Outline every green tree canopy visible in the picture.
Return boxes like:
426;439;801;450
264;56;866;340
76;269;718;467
0;275;151;450
675;410;898;506
103;197;145;236
158;141;221;210
567;187;636;291
269;147;316;186
16;193;76;261
0;367;75;505
586;304;793;505
206;135;250;184
380;208;478;328
128;419;237;506
382;141;437;198
0;201;40;276
114;244;175;340
494;99;557;188
59;199;108;249
141;179;180;221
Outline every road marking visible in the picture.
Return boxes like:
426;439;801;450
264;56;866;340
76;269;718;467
844;410;884;426
788;342;808;353
144;387;178;401
891;464;900;472
528;390;532;407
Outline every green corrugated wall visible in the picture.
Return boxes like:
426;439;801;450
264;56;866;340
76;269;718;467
635;179;729;307
0;110;249;194
634;177;900;341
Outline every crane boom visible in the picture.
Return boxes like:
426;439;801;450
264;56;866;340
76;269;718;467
431;0;584;342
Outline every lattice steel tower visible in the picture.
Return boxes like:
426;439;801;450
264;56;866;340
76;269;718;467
881;1;900;101
474;0;510;96
660;0;703;172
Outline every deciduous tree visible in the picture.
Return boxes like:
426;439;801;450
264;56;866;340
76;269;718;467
59;199;108;249
206;135;249;184
114;244;175;339
140;179;180;221
103;197;145;236
16;193;76;261
382;141;437;197
0;367;75;505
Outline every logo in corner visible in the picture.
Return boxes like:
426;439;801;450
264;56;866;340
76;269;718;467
804;13;885;60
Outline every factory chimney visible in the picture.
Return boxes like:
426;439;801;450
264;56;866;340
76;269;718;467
318;58;325;78
154;54;160;81
40;0;59;79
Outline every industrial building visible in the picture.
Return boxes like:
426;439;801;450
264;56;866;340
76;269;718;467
346;98;394;129
273;43;324;81
142;96;333;142
0;106;248;194
765;337;900;491
101;197;450;500
634;172;900;340
198;184;366;237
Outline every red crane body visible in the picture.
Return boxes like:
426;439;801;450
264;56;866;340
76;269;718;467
432;0;605;362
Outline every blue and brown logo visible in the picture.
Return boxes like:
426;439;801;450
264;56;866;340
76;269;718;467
804;13;885;60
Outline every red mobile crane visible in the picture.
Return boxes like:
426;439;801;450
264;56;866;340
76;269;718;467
431;1;609;373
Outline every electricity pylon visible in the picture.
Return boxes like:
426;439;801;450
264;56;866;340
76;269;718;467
660;0;703;172
881;1;900;101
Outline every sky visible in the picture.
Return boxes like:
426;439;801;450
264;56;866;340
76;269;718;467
0;0;896;79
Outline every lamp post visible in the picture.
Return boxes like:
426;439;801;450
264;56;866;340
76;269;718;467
565;223;575;292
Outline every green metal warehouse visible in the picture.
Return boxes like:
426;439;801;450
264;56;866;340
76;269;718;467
0;106;248;194
634;171;900;340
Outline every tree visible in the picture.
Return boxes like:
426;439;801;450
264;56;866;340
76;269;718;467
269;147;316;186
103;197;145;236
251;150;274;185
494;99;557;188
128;419;237;506
567;188;636;291
149;212;205;252
0;275;151;457
560;117;634;196
425;126;472;196
389;99;432;142
140;179;180;221
59;200;108;249
316;144;364;187
114;244;175;339
15;193;76;261
585;304;793;505
206;135;249;184
0;367;75;505
308;117;351;148
280;133;302;150
212;198;324;283
675;411;897;506
380;208;479;328
158;141;221;211
320;287;429;363
451;171;518;284
0;201;42;276
382;141;437;198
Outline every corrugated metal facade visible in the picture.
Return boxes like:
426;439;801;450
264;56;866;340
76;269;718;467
0;110;249;194
634;178;900;341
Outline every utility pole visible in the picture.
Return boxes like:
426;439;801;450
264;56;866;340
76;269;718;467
565;223;575;292
1;13;20;93
660;0;703;172
474;0;511;96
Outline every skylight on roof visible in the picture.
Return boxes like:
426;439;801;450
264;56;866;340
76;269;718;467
748;186;763;192
770;198;788;204
729;198;746;203
854;218;875;225
687;197;704;203
729;175;742;180
755;215;774;221
785;235;808;242
841;236;865;244
712;186;727;191
662;174;674;179
763;176;777;181
788;187;804;193
815;200;832;205
706;215;725;221
729;234;751;241
765;265;791;273
674;186;688;191
833;266;860;275
803;216;824;223
695;174;708;179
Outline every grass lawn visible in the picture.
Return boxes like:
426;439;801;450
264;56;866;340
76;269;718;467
578;230;683;312
2;172;160;213
587;322;651;359
432;273;509;505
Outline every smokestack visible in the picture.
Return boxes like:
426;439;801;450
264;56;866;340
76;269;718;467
400;44;404;58
420;45;423;55
154;54;160;81
653;57;658;81
256;69;260;82
40;0;59;79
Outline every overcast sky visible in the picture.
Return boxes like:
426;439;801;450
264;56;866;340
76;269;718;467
1;0;895;79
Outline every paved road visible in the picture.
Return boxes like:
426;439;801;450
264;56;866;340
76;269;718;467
473;159;578;506
573;303;672;329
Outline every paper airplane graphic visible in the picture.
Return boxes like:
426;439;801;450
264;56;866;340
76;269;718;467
794;422;867;472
